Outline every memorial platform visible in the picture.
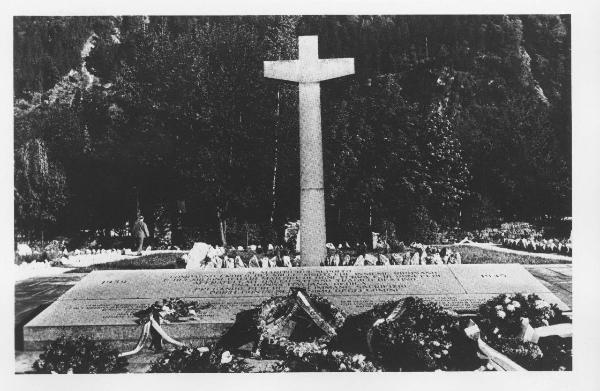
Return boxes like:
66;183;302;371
23;264;569;350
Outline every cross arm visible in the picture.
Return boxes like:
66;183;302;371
264;58;355;83
311;58;355;82
264;60;302;83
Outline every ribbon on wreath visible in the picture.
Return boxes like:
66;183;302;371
464;319;525;371
119;317;186;357
366;300;409;353
294;290;338;338
518;318;572;344
263;303;300;337
262;289;338;339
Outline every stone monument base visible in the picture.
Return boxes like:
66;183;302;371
23;265;569;350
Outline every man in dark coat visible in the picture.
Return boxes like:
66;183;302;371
133;215;150;255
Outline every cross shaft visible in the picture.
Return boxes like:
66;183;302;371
264;36;354;267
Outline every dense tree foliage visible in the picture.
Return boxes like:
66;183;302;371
13;15;571;245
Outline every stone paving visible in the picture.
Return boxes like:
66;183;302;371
525;264;572;309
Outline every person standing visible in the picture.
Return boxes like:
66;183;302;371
132;215;150;255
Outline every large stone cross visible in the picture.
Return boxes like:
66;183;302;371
264;36;354;266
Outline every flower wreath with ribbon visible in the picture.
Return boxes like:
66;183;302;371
116;293;571;372
253;287;346;356
118;298;202;357
250;288;382;371
363;297;484;371
468;293;572;371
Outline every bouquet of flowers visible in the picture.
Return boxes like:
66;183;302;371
134;298;203;324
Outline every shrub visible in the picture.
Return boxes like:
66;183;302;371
542;219;572;241
462;195;502;230
406;206;439;244
152;204;173;249
32;336;128;374
499;222;542;239
388;238;405;253
14;252;44;265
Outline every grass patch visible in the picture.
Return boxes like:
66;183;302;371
67;252;185;273
455;245;571;265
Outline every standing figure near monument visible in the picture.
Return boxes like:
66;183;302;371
132;216;150;255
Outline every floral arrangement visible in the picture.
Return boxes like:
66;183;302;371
33;294;571;373
477;293;572;370
249;290;380;372
478;293;570;338
358;298;481;371
134;298;203;324
181;241;466;269
244;295;483;372
33;336;128;374
502;238;571;256
253;289;347;357
270;338;381;372
148;345;250;373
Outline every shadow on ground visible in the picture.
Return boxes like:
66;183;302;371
14;303;51;351
14;274;86;350
66;253;186;273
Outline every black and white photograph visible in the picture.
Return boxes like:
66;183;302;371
3;1;600;388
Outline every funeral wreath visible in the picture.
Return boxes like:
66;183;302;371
32;293;571;373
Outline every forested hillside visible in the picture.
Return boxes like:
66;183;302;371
13;15;571;245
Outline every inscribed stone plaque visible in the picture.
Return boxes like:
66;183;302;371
23;265;569;350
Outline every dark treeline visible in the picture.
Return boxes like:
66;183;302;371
13;15;571;246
